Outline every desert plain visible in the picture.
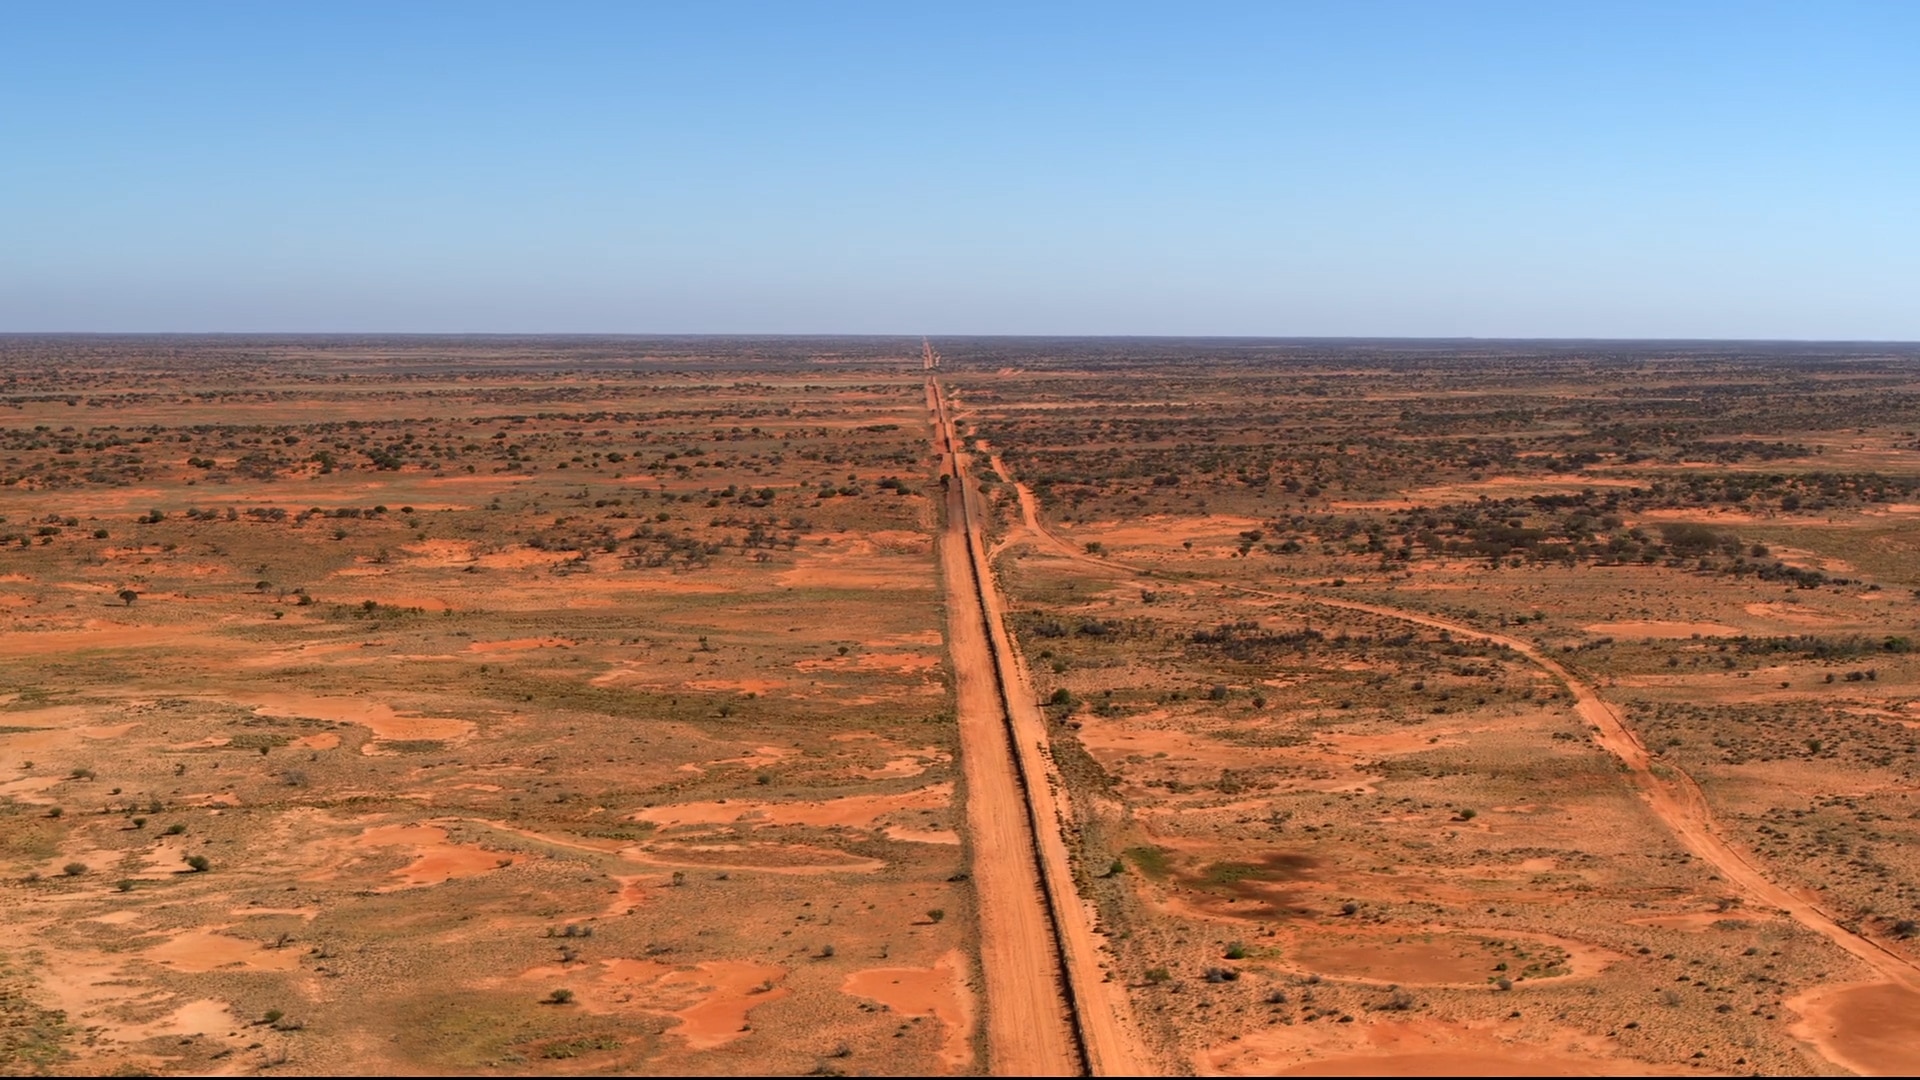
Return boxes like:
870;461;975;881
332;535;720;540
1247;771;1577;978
4;335;1920;1076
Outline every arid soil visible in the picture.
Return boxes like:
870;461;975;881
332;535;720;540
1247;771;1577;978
0;338;977;1076
946;340;1920;1076
8;336;1920;1077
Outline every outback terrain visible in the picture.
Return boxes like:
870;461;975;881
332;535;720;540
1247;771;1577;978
4;335;1920;1076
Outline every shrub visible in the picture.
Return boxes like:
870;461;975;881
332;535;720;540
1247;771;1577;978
183;854;211;872
62;862;87;877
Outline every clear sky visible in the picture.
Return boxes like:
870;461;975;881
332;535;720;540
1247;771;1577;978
3;1;1915;337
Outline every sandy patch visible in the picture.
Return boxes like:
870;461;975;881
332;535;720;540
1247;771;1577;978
1582;620;1742;638
402;539;476;566
685;678;786;695
140;928;301;972
145;998;242;1039
1789;982;1920;1076
620;842;884;875
1198;1013;1674;1075
881;825;962;845
475;547;570;570
249;693;474;746
353;823;510;888
719;745;797;770
1744;601;1848;626
0;624;218;657
842;950;974;1070
466;636;574;653
796;651;941;674
522;956;790;1049
635;783;951;832
859;749;951;779
0;775;64;803
661;961;789;1049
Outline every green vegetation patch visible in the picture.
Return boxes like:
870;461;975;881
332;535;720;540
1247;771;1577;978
1125;845;1172;879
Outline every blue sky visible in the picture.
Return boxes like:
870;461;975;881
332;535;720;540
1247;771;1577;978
3;2;1915;337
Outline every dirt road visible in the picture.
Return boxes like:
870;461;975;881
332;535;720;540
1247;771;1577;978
991;458;1920;996
930;378;1153;1075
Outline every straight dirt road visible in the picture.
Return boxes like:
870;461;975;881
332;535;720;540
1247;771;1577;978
932;378;1081;1076
930;375;1153;1076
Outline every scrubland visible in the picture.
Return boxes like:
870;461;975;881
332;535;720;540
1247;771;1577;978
0;337;971;1076
951;340;1920;1075
7;335;1920;1077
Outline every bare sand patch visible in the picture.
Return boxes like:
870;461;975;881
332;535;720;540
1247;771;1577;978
466;636;574;653
239;640;365;667
250;693;474;746
776;549;934;590
842;950;974;1070
0;775;65;803
685;678;785;695
882;825;961;845
661;961;789;1049
475;547;570;570
144;999;241;1039
1582;620;1742;638
350;823;509;888
1198;1013;1674;1076
635;783;951;832
140;929;301;972
86;911;143;926
869;630;945;647
401;539;476;566
620;842;884;875
0;624;220;657
796;651;941;674
859;750;950;779
1289;936;1503;985
723;745;797;770
1789;982;1920;1076
1744;601;1847;626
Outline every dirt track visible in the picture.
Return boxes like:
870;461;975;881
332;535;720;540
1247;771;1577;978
930;374;1152;1075
992;451;1920;998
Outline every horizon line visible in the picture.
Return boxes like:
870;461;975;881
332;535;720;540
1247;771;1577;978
3;331;1919;346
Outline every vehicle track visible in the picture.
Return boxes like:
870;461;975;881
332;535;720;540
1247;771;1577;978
987;451;1920;996
928;355;1151;1076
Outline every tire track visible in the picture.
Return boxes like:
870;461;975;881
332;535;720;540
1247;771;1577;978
988;451;1920;996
